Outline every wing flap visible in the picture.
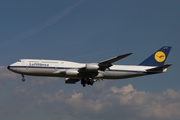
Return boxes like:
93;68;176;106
146;64;172;72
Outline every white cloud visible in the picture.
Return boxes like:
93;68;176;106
34;84;180;120
30;77;59;87
12;86;34;100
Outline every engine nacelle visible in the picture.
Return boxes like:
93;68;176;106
65;69;78;76
85;63;99;71
65;78;78;84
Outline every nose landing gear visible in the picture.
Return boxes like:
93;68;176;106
21;75;25;82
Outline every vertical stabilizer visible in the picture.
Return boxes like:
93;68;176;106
139;46;172;66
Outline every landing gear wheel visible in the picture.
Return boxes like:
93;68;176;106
81;79;86;87
82;84;86;87
22;78;25;82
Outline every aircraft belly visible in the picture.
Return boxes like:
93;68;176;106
100;71;145;79
18;68;79;78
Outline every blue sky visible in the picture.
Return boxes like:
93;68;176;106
0;0;180;120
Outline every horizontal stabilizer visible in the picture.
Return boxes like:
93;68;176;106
146;64;172;72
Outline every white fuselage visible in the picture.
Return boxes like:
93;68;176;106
8;59;166;80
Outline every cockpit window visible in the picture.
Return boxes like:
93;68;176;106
18;60;21;62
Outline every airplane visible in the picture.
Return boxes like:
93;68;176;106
7;46;172;87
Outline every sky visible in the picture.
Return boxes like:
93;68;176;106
0;0;180;120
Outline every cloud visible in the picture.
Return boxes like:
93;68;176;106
12;86;34;100
33;84;180;120
30;77;59;87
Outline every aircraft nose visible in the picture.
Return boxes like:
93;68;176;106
7;66;11;70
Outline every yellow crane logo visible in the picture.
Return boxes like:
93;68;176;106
154;51;166;62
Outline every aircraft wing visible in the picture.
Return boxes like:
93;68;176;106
98;53;133;71
78;53;133;72
55;53;133;82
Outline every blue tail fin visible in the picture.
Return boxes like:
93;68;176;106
139;46;172;66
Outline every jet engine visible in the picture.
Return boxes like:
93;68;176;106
85;63;99;71
65;69;78;76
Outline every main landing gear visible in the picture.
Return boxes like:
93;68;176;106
21;75;25;82
81;78;95;87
